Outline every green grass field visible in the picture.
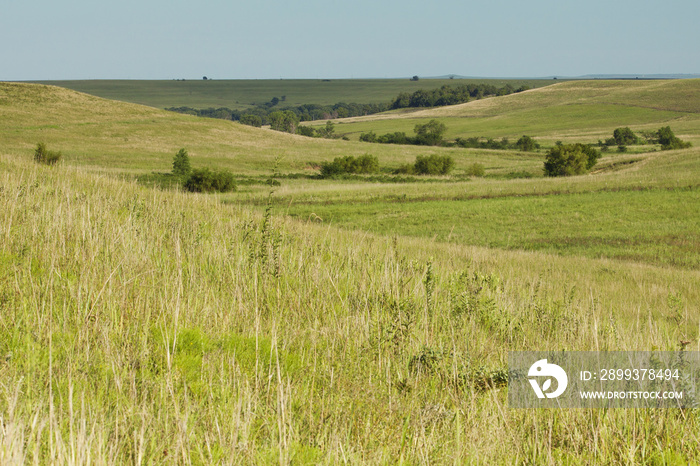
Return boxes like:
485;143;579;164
32;78;555;110
1;80;699;463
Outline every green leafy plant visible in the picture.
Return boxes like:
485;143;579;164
33;142;62;165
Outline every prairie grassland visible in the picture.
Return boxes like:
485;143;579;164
32;78;554;110
1;81;700;463
324;79;700;144
1;155;699;464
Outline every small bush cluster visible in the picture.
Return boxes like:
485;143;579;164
183;168;236;193
543;143;600;177
360;120;447;147
395;154;455;176
599;126;691;151
170;148;236;193
34;142;62;165
319;154;379;178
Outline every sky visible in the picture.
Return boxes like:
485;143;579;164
1;0;699;80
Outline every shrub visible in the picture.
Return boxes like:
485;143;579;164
515;135;539;152
295;125;315;137
319;154;380;178
414;154;454;175
612;127;639;146
413;120;447;146
657;126;691;150
33;142;62;165
240;114;262;127
172;148;191;177
359;131;377;143
183;168;236;193
465;163;485;177
543;143;600;177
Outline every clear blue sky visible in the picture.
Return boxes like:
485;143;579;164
2;0;698;80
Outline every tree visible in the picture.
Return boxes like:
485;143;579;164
240;114;262;127
612;127;638;146
515;135;539;152
656;126;691;150
316;120;336;138
543;143;600;177
411;75;420;81
413;120;447;146
268;110;300;133
172;148;191;177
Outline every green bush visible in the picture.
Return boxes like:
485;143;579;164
414;154;454;175
657;126;691;150
543;143;600;177
33;142;62;165
319;154;380;178
612;127;639;146
183;168;236;193
515;135;539;152
465;162;486;177
240;114;262;127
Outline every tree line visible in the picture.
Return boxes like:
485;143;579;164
389;83;529;109
165;82;530;129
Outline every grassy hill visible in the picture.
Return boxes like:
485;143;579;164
1;80;699;463
326;79;700;144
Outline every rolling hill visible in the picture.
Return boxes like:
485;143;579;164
1;79;699;463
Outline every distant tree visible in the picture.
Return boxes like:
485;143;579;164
270;97;280;106
295;125;315;137
413;120;447;146
240;114;263;127
202;76;208;80
515;135;539;152
411;75;420;81
656;126;691;150
315;120;336;138
359;131;378;143
612;127;639;146
268;110;300;133
172;148;191;177
543;143;600;177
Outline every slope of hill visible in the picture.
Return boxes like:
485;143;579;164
0;82;472;174
330;79;700;143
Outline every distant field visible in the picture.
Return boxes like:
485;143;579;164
32;78;556;110
323;79;700;144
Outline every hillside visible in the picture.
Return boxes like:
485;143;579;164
329;79;700;143
1;79;700;463
0;82;472;174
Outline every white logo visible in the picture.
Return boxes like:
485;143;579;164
528;359;568;399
